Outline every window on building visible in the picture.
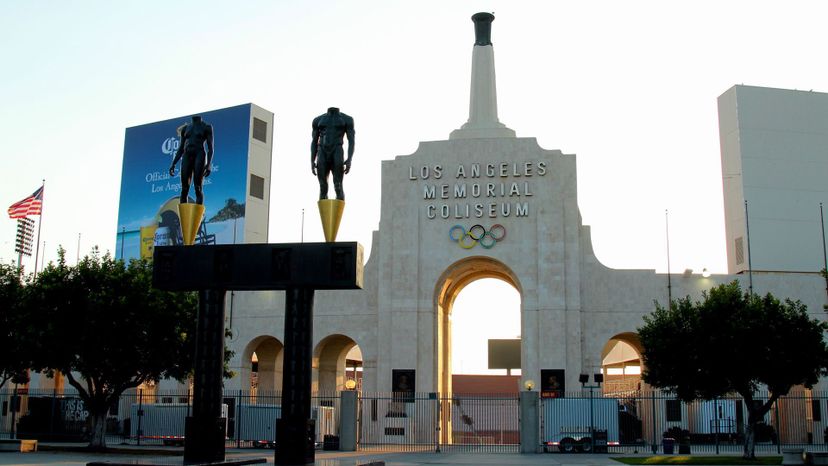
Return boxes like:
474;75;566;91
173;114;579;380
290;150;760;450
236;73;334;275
665;399;682;422
250;174;265;200
253;118;268;143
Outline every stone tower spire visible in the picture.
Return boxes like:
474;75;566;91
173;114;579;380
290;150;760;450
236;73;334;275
450;12;516;140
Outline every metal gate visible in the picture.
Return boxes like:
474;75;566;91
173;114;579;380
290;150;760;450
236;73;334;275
358;392;519;452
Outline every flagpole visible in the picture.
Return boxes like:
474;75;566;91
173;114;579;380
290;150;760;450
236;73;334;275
666;209;672;305
820;203;827;301
745;200;753;294
33;179;44;275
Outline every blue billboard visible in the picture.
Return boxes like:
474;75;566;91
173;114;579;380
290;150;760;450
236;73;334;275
116;104;252;261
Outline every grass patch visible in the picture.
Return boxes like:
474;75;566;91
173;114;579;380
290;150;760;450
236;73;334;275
612;456;781;465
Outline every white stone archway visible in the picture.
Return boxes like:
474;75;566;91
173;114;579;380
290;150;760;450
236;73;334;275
434;256;522;395
241;335;284;395
313;334;360;393
600;332;644;395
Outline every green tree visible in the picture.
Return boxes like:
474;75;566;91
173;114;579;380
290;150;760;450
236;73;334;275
208;198;245;222
638;281;828;458
23;248;197;450
0;263;29;389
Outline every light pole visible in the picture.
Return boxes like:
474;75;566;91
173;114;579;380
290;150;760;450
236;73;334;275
580;373;603;453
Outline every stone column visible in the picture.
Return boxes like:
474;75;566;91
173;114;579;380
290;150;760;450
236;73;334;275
339;390;359;451
520;390;540;454
450;12;515;140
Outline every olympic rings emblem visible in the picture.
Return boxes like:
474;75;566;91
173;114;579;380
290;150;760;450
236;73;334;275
449;224;506;249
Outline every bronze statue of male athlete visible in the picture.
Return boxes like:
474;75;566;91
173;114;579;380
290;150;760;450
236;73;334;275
169;115;214;205
311;107;354;200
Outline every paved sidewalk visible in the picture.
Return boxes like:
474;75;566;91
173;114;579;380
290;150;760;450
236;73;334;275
0;445;784;466
0;448;636;466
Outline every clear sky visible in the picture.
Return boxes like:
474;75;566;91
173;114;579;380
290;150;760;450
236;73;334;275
3;2;828;372
5;1;828;272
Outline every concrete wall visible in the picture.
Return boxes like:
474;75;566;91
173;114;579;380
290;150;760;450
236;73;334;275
223;132;828;396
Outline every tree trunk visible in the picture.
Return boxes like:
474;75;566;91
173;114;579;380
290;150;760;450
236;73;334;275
743;416;756;459
742;395;776;460
741;392;757;460
88;410;108;450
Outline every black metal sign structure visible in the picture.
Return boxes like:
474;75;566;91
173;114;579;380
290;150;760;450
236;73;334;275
153;242;363;465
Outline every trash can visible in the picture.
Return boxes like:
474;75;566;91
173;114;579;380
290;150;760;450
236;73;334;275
662;437;675;454
323;434;339;451
593;430;608;453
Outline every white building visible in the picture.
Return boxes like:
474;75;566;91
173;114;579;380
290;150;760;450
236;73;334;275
719;85;828;274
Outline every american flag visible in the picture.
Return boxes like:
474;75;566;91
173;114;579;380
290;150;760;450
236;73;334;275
8;186;43;219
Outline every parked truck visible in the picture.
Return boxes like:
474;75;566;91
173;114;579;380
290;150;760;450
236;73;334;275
235;404;336;449
129;403;228;446
542;398;620;453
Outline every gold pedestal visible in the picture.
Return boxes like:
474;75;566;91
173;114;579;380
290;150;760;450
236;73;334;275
178;203;205;246
318;199;345;243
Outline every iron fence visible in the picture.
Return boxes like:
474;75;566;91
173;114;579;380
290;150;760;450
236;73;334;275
539;389;828;454
358;392;519;453
3;387;827;454
0;388;338;449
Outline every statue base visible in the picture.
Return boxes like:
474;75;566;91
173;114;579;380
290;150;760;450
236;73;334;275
318;199;345;243
178;203;205;246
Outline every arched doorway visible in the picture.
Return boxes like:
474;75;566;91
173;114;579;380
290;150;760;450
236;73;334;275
601;333;645;445
451;277;521;378
313;334;361;393
241;336;284;396
600;332;644;396
434;256;522;396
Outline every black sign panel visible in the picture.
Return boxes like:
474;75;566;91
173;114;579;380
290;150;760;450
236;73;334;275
152;242;364;291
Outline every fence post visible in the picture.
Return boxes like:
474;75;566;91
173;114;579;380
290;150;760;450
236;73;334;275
714;397;720;454
519;390;539;453
775;399;781;454
435;393;441;453
339;390;359;451
236;390;242;449
136;389;143;446
49;388;57;441
9;387;18;440
651;391;658;454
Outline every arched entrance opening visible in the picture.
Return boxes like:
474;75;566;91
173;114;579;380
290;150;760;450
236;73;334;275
601;333;645;445
600;333;644;396
313;334;361;393
435;256;522;396
241;336;284;397
451;278;521;382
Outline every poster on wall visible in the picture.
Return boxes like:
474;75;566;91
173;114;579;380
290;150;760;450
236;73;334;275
541;369;565;398
115;104;252;261
392;369;416;403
